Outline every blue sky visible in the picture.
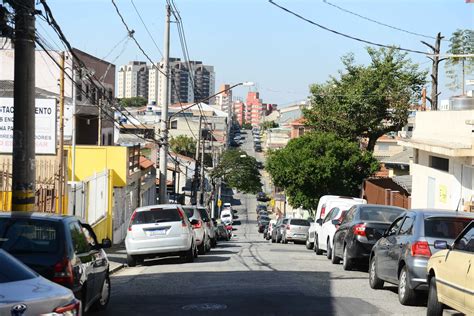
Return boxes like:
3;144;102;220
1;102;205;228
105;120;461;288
41;0;473;105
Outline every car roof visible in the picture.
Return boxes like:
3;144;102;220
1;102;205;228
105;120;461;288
408;209;474;218
358;204;406;211
135;204;182;212
0;211;77;222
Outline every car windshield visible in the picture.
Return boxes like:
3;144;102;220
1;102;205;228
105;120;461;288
0;250;38;283
222;214;231;218
0;219;59;254
197;208;210;221
133;208;181;224
424;217;472;239
260;216;270;221
290;219;310;226
358;207;404;223
182;207;195;219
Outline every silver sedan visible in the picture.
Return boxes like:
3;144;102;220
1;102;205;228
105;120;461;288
0;249;81;315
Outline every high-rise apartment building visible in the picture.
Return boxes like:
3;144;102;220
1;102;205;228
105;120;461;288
215;84;232;111
117;61;148;99
233;100;245;126
246;91;264;126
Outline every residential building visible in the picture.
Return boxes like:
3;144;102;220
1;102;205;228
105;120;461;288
215;84;232;111
117;61;148;99
264;127;291;150
372;134;404;160
399;106;474;210
246;91;264;126
289;117;309;139
148;65;160;104
193;62;215;104
233;100;245;126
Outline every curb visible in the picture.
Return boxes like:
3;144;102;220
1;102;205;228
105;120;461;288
109;263;125;275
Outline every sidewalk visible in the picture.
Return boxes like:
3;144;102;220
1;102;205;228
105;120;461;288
105;243;127;274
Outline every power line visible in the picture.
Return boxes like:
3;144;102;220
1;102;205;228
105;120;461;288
130;0;164;58
268;0;430;55
322;0;446;41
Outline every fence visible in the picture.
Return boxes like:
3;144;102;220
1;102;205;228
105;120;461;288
0;158;62;212
363;178;411;209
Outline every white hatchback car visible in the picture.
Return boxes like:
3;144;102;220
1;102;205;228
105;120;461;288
315;207;348;258
125;204;197;266
182;205;210;255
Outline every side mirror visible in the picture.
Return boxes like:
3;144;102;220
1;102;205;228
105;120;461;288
101;238;112;249
331;219;340;226
434;240;448;250
316;218;323;225
190;219;199;226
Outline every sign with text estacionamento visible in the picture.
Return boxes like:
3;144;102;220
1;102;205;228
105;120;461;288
0;98;57;154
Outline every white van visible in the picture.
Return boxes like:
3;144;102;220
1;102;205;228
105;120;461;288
306;196;366;250
220;208;233;225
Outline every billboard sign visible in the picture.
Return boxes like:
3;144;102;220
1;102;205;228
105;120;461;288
0;98;57;154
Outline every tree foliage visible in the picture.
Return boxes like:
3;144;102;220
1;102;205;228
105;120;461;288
261;121;279;130
304;47;426;151
266;132;379;212
119;97;148;108
169;135;196;158
445;29;474;93
211;149;262;194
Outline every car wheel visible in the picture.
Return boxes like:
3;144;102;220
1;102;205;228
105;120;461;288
126;254;137;267
427;276;443;316
342;246;353;271
326;240;332;260
331;243;340;264
194;243;199;258
271;236;275;243
183;243;195;263
198;238;206;255
314;236;323;255
398;266;417;305
211;237;217;248
205;236;211;253
306;237;314;250
369;256;384;289
92;274;110;311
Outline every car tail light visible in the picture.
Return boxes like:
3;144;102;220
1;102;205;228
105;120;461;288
286;225;291;230
353;223;366;237
192;220;202;229
53;299;81;315
128;210;137;231
411;241;431;257
177;208;187;227
320;206;326;218
52;257;74;286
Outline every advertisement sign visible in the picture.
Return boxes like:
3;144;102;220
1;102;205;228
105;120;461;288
0;98;57;154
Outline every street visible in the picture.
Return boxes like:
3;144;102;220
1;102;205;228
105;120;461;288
98;191;432;316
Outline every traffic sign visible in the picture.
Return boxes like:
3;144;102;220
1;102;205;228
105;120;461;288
217;199;222;207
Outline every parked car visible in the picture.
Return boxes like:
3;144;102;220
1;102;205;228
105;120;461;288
281;218;310;244
257;210;269;219
265;220;277;240
0;212;112;313
272;218;289;243
216;224;231;241
258;216;271;233
307;195;366;251
256;204;267;212
256;192;270;202
426;220;474;316
369;210;474;305
197;206;217;248
331;204;405;270
221;212;233;225
125;204;198;266
314;207;348;258
0;249;82;315
256;161;264;169
182;205;211;255
254;145;262;152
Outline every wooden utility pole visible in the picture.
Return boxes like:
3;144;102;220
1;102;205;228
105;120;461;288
57;52;65;214
11;0;36;211
192;115;202;205
421;33;445;111
98;99;102;146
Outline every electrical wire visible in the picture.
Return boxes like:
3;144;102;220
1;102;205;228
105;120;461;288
322;0;446;41
130;0;164;58
268;0;430;55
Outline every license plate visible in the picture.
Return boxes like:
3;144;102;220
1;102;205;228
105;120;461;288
146;229;166;237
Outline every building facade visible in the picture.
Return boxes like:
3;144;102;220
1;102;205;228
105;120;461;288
215;84;232;111
117;61;148;99
246;91;264;126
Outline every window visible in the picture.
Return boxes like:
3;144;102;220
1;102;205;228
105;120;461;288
386;217;404;237
69;222;90;254
0;251;37;283
323;209;335;223
290;219;310;226
170;120;178;129
429;155;449;172
342;208;355;224
0;219;59;254
133;208;181;224
453;225;474;252
424;217;471;239
399;216;415;235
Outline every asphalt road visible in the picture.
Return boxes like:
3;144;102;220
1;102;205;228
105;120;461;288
96;131;452;316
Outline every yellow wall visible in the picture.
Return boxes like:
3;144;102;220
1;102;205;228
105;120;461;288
66;146;128;187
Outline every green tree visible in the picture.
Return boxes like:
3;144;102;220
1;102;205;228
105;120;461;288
211;149;262;194
304;47;426;151
261;121;278;130
241;123;252;130
445;29;474;94
266;132;379;213
169;135;196;158
119;96;148;108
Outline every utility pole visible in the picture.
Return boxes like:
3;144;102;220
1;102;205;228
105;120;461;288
422;33;445;111
199;131;205;206
11;0;36;211
58;52;65;214
71;66;77;216
192;115;202;205
98;99;102;146
158;4;171;203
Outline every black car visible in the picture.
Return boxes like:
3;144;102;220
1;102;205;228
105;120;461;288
256;161;264;169
331;204;405;270
0;212;112;313
369;209;474;305
256;205;267;212
256;192;270;202
258;216;271;233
